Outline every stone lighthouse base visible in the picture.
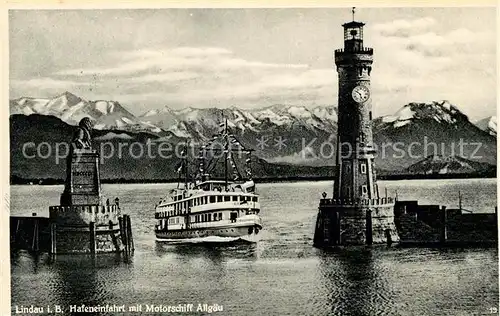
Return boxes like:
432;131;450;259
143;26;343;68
314;197;399;247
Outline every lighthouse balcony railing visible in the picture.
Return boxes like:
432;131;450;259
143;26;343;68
319;197;394;207
334;47;373;55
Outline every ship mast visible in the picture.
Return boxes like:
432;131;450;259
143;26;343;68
184;139;190;189
201;115;254;185
224;118;228;191
177;141;189;189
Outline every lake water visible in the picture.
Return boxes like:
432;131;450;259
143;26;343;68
10;179;499;315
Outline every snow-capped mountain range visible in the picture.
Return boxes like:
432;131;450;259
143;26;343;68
10;92;163;134
138;104;338;140
9;93;497;170
10;92;340;140
10;93;495;139
377;100;477;129
475;116;497;136
404;154;495;175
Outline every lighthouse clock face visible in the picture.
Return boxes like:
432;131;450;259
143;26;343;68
352;85;370;103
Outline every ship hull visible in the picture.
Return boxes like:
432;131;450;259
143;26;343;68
156;223;262;242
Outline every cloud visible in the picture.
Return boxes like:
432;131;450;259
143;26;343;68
10;15;496;120
11;77;87;89
44;45;320;110
364;17;496;118
56;46;309;77
373;17;436;38
124;71;201;83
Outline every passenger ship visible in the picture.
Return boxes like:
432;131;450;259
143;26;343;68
154;120;263;242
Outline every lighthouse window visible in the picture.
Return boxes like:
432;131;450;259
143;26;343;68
213;213;217;221
217;196;223;203
232;196;238;201
224;196;231;202
252;197;258;202
219;213;223;220
362;185;368;195
360;163;367;174
210;196;216;203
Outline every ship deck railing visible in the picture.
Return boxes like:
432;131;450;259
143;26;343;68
160;215;262;230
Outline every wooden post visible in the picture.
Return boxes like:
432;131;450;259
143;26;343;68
122;216;129;253
32;220;39;252
440;206;447;244
385;229;392;245
337;211;342;245
458;191;462;211
366;209;373;245
332;210;338;245
123;215;134;252
109;220;119;252
126;215;134;252
89;222;96;254
14;219;21;243
118;216;125;246
50;222;57;255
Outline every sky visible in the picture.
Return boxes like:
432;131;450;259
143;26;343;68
9;7;497;119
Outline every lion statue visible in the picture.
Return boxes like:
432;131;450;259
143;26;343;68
71;117;94;149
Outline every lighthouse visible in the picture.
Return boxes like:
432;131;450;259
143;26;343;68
313;9;399;247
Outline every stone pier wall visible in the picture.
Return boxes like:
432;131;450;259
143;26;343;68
50;205;124;254
370;205;399;244
55;224;124;254
314;200;399;246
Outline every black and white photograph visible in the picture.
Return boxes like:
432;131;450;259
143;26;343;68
5;3;499;315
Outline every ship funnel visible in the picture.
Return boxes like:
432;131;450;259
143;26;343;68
241;180;255;193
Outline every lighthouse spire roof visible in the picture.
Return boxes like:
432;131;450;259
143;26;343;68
342;7;365;27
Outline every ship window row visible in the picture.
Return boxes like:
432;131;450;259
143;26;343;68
192;212;223;223
161;195;258;217
173;195;258;210
168;217;180;225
